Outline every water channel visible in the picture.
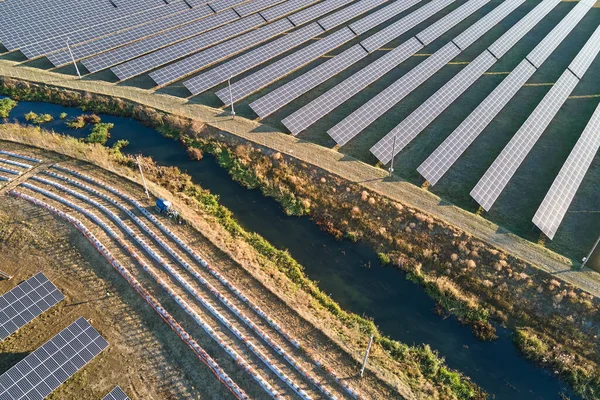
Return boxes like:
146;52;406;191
0;98;579;399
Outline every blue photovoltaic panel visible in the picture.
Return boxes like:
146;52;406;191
360;0;454;52
103;386;131;400
0;317;108;400
281;37;423;135
216;27;355;103
149;18;293;86
0;272;64;341
47;4;214;67
533;103;600;239
184;23;325;94
249;44;368;118
235;0;287;16
83;10;239;74
329;42;460;146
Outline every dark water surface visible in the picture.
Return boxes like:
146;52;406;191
1;99;579;399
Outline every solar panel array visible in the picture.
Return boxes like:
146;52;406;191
288;0;354;27
532;103;600;239
249;44;368;118
415;0;489;46
216;26;355;103
0;317;108;400
371;50;497;163
318;0;388;31
20;2;187;60
184;22;324;94
103;386;131;400
149;18;292;85
282;38;423;135
471;70;581;210
370;0;582;164
418;0;595;184
360;0;454;52
48;4;214;67
260;0;319;21
0;273;64;341
236;0;287;17
418;59;537;185
349;0;423;35
84;10;240;74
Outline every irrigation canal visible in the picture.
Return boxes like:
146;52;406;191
0;98;580;399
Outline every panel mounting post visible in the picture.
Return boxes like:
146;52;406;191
388;135;396;177
137;155;150;201
228;77;236;119
66;38;81;79
360;334;374;377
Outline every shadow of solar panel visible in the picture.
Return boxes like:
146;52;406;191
360;0;454;52
149;17;292;86
103;386;131;400
0;317;108;400
21;1;188;60
84;9;239;74
48;3;213;67
0;272;64;342
282;37;423;135
216;26;354;103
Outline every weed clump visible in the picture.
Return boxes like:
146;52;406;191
0;98;17;118
85;122;113;145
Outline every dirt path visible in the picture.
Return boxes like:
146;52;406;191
1;60;598;299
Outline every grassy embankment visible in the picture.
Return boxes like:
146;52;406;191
1;76;599;398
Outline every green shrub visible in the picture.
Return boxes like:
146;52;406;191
59;112;67;119
25;111;38;121
0;98;17;118
378;252;391;265
84;122;113;145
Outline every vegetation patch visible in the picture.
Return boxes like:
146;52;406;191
24;111;53;124
67;114;102;129
85;122;113;145
0;98;17;118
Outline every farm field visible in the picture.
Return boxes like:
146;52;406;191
1;0;597;262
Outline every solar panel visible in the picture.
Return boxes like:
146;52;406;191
487;0;561;58
84;10;239;74
360;0;454;52
281;37;423;135
48;4;214;67
288;0;354;27
526;0;593;68
150;18;293;86
209;0;247;12
560;18;600;79
0;158;33;169
329;41;460;146
249;44;368;118
184;22;324;94
235;0;287;16
371;50;496;163
1;0;163;50
471;70;580;210
215;27;354;103
0;151;41;163
533;102;600;239
318;0;389;31
453;0;524;50
103;386;131;400
0;272;64;341
260;0;319;21
21;1;188;60
0;317;108;400
416;0;489;46
110;14;266;80
349;0;423;35
0;166;21;176
418;59;536;185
